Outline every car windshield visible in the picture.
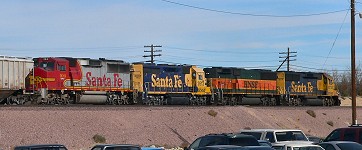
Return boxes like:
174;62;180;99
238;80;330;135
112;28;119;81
336;142;362;150
275;131;308;141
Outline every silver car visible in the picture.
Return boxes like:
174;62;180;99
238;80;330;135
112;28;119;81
272;141;325;150
319;141;362;150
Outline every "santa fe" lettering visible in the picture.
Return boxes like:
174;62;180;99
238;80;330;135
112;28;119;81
86;72;122;87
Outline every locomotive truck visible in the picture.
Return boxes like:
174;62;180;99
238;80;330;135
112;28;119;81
0;56;340;106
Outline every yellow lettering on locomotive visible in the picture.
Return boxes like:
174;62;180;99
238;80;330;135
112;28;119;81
151;74;182;88
308;82;314;93
291;81;314;93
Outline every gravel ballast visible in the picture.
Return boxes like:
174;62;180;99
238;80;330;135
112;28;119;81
0;106;361;150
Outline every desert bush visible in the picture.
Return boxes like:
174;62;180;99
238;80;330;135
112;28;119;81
93;134;106;143
207;110;217;117
180;142;189;148
244;127;251;130
306;110;316;118
327;121;334;127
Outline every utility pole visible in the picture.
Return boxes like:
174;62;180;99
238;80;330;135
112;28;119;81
143;44;162;64
278;47;297;71
351;0;357;125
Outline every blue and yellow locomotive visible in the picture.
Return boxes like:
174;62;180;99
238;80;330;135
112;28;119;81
131;63;211;105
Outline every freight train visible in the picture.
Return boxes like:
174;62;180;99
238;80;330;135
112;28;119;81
0;56;340;106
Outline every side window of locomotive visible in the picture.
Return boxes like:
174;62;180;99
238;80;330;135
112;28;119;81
198;74;203;80
58;65;66;71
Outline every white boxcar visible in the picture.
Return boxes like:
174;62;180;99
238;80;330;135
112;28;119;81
0;56;33;101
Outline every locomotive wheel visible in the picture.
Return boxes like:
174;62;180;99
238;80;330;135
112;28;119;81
261;97;268;106
269;98;276;106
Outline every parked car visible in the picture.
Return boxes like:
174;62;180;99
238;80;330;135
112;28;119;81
323;124;362;144
91;144;141;150
272;141;325;150
319;141;362;150
240;129;311;145
198;145;274;150
14;144;68;150
186;133;260;150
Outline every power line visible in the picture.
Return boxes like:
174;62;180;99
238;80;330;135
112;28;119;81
323;9;349;69
163;54;278;63
160;0;349;17
164;46;279;54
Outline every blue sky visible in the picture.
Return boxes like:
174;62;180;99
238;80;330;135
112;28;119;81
0;0;360;72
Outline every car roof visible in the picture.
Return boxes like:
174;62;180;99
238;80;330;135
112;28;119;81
206;133;256;138
273;141;315;146
205;145;243;148
93;144;140;147
320;141;360;144
15;144;66;148
240;129;303;132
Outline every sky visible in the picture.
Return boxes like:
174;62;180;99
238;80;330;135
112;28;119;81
0;0;360;72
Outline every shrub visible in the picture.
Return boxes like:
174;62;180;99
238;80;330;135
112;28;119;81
93;134;106;143
244;127;251;130
180;142;189;148
207;110;218;117
306;110;316;118
327;121;334;127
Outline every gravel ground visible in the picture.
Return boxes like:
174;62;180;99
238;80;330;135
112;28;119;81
0;105;361;150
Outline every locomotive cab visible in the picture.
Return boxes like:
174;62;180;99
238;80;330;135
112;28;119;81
30;58;69;91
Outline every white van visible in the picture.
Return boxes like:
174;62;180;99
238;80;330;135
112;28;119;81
240;129;312;145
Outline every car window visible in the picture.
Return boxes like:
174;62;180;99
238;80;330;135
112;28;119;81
199;136;228;148
229;137;259;146
319;143;336;150
344;129;356;142
240;132;262;139
336;142;362;150
275;131;308;142
266;132;275;143
287;146;292;150
324;129;341;141
189;138;202;150
272;146;284;150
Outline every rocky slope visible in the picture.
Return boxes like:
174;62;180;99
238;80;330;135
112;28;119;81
0;104;361;150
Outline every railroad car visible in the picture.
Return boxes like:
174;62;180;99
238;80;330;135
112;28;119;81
131;63;211;105
204;67;278;106
26;57;133;105
276;71;339;106
0;56;33;104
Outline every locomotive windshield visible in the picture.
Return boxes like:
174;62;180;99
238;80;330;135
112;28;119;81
40;62;55;71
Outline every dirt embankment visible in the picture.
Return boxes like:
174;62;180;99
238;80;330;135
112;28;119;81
0;105;361;150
